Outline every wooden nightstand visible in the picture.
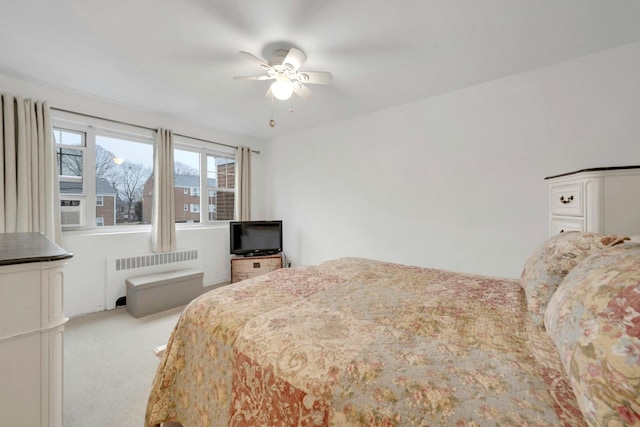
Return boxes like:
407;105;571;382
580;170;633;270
230;253;283;283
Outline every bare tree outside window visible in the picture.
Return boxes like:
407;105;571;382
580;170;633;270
95;145;117;181
54;128;84;178
97;135;153;225
174;161;198;176
57;148;83;177
112;161;151;223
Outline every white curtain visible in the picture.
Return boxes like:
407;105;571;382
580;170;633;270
151;128;176;252
0;94;61;242
235;146;251;221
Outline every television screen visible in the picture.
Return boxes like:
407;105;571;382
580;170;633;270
230;220;283;256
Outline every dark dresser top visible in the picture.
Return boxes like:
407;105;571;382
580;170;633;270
0;233;73;266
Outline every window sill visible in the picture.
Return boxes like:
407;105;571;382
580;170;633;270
62;222;230;237
175;221;230;231
62;224;152;237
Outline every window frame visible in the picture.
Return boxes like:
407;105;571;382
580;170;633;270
55;128;85;185
205;153;236;222
54;124;95;229
53;114;154;232
174;138;236;224
53;112;238;234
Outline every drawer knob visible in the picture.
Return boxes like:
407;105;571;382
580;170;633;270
559;195;574;204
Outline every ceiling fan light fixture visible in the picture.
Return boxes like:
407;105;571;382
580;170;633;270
282;47;307;73
235;47;331;105
271;79;294;100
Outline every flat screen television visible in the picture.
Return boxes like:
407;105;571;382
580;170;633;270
229;220;283;256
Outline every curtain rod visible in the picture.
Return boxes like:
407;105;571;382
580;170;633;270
50;107;260;154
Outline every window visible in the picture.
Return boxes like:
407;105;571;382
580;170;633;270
97;135;152;226
55;129;84;179
54;120;153;229
174;148;201;223
173;146;235;223
208;190;217;214
207;155;235;221
55;129;85;209
53;112;238;231
55;129;86;227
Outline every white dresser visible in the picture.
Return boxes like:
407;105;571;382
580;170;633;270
546;166;640;236
0;233;72;427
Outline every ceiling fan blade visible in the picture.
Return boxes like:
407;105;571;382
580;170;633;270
282;48;307;72
293;83;314;100
233;75;273;81
239;51;271;70
296;71;333;85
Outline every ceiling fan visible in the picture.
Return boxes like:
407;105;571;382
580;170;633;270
233;47;333;101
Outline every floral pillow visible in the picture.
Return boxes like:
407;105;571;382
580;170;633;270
545;243;640;426
519;232;627;327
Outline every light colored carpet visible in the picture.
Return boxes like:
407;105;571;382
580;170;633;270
64;306;184;427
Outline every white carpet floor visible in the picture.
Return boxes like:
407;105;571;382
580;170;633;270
64;306;184;427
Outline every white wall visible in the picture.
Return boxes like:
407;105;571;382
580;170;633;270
0;72;269;317
266;42;640;278
3;40;640;313
61;226;231;317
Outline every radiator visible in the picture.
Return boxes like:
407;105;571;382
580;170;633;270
106;249;200;310
115;249;198;271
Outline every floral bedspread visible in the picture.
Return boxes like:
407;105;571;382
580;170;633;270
146;258;586;426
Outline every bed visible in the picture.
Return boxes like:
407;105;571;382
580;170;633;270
146;233;640;426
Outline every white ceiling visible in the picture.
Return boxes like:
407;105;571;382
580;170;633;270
2;0;640;138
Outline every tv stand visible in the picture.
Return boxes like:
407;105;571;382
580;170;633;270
230;253;282;283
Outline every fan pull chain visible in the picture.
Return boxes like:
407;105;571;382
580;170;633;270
269;92;276;127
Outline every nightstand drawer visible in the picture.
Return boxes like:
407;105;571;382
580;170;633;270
231;255;282;283
550;183;582;216
550;218;584;235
